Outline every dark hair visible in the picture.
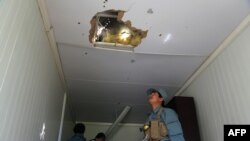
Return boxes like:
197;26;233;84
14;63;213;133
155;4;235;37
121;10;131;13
73;123;85;134
95;132;106;140
151;90;165;106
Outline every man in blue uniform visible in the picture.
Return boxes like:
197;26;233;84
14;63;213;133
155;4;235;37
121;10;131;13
145;88;185;141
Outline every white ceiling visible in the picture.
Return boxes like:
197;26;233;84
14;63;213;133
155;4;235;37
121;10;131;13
45;0;250;123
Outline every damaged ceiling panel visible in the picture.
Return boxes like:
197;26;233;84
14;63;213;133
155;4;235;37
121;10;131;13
45;0;250;123
89;10;148;51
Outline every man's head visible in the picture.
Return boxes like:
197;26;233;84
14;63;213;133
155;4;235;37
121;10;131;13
73;123;85;134
95;132;106;141
147;88;168;107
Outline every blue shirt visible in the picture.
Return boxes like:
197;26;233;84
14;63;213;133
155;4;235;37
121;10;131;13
67;134;86;141
147;106;185;141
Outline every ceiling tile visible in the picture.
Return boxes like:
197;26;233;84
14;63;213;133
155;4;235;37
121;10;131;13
46;0;250;55
59;43;206;86
68;79;179;105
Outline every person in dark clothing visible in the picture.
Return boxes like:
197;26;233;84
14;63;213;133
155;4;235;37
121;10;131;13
90;132;106;141
68;123;87;141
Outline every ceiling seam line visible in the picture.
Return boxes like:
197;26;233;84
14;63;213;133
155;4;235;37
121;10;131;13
66;78;180;87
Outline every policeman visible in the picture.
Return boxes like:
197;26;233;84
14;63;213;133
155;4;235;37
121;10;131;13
144;88;185;141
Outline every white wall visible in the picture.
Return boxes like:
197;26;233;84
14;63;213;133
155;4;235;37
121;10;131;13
61;100;75;141
182;22;250;140
82;122;144;141
0;0;65;140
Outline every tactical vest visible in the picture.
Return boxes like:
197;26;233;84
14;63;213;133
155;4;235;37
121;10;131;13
143;108;169;141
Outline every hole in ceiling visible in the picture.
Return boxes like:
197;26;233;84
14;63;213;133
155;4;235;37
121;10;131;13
82;51;88;56
103;0;108;8
147;8;154;14
89;10;148;51
130;59;135;63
